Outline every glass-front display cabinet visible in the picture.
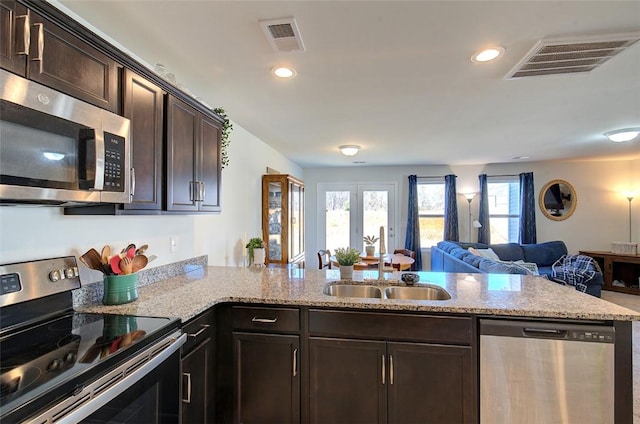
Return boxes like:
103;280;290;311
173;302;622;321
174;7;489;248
262;174;305;267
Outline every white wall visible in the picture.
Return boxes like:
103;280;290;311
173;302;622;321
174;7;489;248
303;159;639;269
0;123;301;284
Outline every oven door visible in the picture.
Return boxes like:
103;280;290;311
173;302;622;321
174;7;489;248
27;332;186;424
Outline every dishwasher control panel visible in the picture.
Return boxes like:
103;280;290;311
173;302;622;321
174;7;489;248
569;329;615;343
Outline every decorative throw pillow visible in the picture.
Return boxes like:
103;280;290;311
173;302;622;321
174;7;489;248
468;247;500;261
497;260;539;275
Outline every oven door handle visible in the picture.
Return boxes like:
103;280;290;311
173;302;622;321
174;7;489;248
28;331;187;424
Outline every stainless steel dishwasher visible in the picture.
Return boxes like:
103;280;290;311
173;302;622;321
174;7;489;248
480;319;615;424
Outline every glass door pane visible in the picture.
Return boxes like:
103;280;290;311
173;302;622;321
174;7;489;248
267;181;283;261
362;190;389;253
290;182;301;259
320;183;395;256
325;190;351;254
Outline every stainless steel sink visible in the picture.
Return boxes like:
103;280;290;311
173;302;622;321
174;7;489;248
323;282;451;301
324;283;383;298
383;285;451;300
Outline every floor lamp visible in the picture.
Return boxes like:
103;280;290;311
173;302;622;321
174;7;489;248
463;193;476;242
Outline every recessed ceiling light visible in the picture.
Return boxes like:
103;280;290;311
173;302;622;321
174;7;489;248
471;46;505;63
512;156;530;160
272;66;296;78
604;128;640;142
339;145;360;156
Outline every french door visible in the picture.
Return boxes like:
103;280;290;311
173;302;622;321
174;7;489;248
318;183;396;254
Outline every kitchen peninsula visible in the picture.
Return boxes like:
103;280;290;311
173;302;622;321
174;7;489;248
76;266;639;423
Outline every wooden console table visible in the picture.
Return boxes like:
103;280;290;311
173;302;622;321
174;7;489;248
579;250;640;295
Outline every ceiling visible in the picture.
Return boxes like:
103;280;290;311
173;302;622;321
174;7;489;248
57;0;640;168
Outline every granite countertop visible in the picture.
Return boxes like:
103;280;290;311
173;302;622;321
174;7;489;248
74;266;640;323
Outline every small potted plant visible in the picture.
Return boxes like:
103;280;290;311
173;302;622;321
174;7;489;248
334;247;362;280
363;235;379;257
246;237;266;266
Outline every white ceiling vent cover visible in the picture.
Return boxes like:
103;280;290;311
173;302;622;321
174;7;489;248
259;18;305;53
506;33;640;79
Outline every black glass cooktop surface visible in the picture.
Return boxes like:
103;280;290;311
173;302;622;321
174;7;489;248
0;312;179;420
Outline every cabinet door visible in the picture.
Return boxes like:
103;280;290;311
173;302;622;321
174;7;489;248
122;70;164;210
166;96;199;212
182;337;215;424
27;11;120;113
198;114;221;212
309;337;387;424
233;332;300;424
387;342;475;424
0;1;28;75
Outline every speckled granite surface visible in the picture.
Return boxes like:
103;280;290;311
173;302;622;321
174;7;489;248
74;266;640;322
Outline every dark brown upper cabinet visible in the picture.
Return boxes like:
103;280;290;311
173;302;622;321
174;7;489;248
122;69;165;211
0;1;28;75
0;2;120;113
166;95;222;213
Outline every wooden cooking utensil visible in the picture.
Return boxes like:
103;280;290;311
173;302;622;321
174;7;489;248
80;248;104;272
100;245;111;264
131;255;148;273
119;256;133;275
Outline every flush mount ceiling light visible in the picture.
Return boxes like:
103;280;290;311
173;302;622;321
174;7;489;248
471;46;505;63
339;145;360;156
604;128;640;142
272;66;297;79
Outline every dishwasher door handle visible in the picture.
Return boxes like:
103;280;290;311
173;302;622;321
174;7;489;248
523;328;568;338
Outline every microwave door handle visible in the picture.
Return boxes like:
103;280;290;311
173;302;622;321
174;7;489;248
93;130;105;190
130;167;136;198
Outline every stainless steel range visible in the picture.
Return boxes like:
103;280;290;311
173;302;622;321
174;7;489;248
0;256;186;423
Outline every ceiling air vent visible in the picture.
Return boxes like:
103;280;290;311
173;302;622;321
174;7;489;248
259;18;305;53
506;33;640;79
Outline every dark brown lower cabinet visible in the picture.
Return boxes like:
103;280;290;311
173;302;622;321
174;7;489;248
308;313;475;424
181;309;215;424
233;332;300;424
182;337;214;423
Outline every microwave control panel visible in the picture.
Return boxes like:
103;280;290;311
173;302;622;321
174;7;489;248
103;131;125;192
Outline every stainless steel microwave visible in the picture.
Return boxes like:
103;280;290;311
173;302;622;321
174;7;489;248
0;69;132;206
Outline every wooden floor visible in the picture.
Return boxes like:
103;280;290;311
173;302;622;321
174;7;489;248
600;290;640;423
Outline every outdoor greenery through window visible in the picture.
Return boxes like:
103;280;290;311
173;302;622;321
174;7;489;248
417;179;521;246
417;182;445;247
487;179;520;243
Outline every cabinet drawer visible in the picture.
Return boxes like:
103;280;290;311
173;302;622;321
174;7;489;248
309;309;472;345
182;309;214;355
232;306;300;333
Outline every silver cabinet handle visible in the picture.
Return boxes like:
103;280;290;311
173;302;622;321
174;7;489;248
30;23;44;74
293;348;298;377
182;372;192;404
382;354;385;385
251;317;278;323
187;324;210;338
390;355;394;385
200;181;205;202
15;14;30;55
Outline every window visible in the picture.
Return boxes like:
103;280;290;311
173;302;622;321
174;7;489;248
417;182;445;247
487;179;520;243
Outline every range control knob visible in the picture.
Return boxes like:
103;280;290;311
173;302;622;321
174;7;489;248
63;352;77;363
48;358;64;371
49;270;61;282
64;268;77;279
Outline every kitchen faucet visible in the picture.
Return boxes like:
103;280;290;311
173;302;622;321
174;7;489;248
378;227;386;280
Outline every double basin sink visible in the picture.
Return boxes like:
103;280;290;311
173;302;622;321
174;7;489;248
324;282;451;300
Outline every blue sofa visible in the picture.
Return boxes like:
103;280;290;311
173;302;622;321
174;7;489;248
431;240;603;297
